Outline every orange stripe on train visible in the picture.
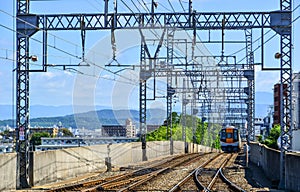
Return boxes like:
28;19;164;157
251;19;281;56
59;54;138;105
226;138;233;143
226;128;233;133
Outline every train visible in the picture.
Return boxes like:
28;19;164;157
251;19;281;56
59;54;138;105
219;126;242;152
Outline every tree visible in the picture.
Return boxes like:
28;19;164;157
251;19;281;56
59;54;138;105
30;132;50;146
145;112;221;148
60;128;74;137
261;125;280;149
0;129;10;137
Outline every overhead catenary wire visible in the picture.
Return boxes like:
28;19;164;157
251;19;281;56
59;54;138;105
0;8;169;96
1;53;167;96
167;0;176;12
178;0;186;12
2;1;299;99
118;0;189;66
0;10;143;85
229;2;300;58
235;9;300;64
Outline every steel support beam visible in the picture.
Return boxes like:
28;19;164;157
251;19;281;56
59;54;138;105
166;28;175;155
279;0;292;189
245;29;255;142
38;12;277;30
139;41;148;161
181;79;188;153
16;0;31;189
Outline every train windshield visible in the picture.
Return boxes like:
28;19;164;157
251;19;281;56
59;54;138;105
220;130;227;141
233;130;238;141
227;133;232;138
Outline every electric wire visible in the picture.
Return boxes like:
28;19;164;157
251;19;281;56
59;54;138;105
0;25;167;96
229;2;300;58
120;0;135;13
2;1;299;106
167;0;176;12
130;0;142;13
236;10;300;64
0;10;168;96
157;2;172;12
178;0;186;12
139;0;151;13
0;11;142;86
119;0;188;65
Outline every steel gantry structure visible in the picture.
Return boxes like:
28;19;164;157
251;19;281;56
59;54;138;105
15;0;292;189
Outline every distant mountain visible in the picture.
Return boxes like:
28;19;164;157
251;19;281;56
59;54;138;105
0;105;111;120
0;108;166;129
0;91;273;127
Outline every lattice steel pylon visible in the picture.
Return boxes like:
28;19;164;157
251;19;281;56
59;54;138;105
279;0;292;189
16;0;32;188
245;29;255;142
166;28;175;155
139;40;148;161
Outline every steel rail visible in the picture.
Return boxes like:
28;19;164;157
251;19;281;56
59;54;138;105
81;153;201;191
46;153;190;192
168;153;221;192
207;154;233;190
219;168;247;192
194;153;246;192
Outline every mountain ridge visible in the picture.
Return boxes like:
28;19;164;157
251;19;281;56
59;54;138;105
0;108;166;129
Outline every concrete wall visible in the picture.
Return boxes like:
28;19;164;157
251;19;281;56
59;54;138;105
0;153;17;191
32;141;186;186
0;141;240;190
33;144;108;185
286;152;300;191
249;142;300;191
249;142;280;181
292;130;300;151
32;141;219;186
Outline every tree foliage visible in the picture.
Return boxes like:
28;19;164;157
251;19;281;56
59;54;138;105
146;112;221;149
30;132;50;146
261;125;280;150
60;128;73;137
0;129;10;137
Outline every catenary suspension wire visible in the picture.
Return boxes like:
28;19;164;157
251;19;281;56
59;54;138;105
236;11;300;64
229;2;300;57
0;11;167;96
0;14;143;86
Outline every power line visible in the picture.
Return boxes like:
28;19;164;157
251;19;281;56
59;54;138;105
236;11;300;64
229;2;300;57
178;0;186;12
119;0;134;13
0;24;145;91
167;0;176;12
0;11;145;85
130;0;142;13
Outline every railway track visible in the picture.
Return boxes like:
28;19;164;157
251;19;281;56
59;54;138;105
194;153;246;192
46;153;204;192
168;153;221;191
25;151;270;191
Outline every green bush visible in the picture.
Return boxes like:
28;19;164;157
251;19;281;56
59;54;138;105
146;112;220;148
261;125;280;150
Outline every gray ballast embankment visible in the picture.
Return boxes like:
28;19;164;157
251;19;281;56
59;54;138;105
0;141;214;191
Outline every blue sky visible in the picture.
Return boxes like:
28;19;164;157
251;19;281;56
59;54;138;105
0;0;299;114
